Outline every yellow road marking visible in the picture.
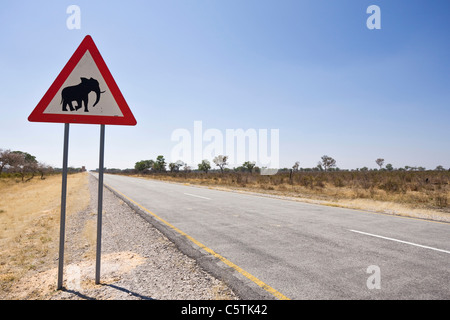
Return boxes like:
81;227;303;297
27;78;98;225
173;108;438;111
105;183;291;300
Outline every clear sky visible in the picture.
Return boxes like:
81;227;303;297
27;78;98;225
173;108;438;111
1;0;449;171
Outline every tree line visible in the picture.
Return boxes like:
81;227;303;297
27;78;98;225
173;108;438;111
0;148;85;182
132;155;448;175
0;149;53;181
134;155;261;174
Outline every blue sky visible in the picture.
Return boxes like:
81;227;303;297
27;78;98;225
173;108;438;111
1;1;449;170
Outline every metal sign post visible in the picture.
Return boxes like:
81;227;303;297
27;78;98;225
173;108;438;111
95;124;105;285
57;123;70;290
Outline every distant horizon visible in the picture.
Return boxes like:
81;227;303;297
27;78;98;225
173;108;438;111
2;144;449;173
54;160;450;173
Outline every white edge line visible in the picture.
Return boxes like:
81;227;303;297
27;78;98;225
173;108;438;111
183;193;211;200
349;229;450;255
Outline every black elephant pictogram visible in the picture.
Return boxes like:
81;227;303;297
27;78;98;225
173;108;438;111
61;77;105;112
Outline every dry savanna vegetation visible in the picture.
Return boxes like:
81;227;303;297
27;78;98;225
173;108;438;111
0;172;90;298
133;170;450;222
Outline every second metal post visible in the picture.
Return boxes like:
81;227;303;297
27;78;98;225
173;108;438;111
95;124;105;284
57;123;70;290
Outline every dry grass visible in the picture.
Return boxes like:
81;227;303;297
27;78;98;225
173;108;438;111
81;219;97;260
0;172;90;298
133;171;450;222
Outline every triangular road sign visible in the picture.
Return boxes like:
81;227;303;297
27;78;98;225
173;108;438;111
29;35;136;125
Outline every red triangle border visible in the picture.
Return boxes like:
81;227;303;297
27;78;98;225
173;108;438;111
28;35;137;126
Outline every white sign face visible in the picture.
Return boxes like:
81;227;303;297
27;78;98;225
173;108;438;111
42;50;124;117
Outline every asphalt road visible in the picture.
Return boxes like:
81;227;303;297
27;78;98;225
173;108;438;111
97;173;450;300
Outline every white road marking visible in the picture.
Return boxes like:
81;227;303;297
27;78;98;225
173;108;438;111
184;193;211;200
349;229;450;255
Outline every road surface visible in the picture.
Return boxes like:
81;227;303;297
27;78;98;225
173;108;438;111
96;173;450;300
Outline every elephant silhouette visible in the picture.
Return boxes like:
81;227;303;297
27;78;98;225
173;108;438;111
61;77;105;112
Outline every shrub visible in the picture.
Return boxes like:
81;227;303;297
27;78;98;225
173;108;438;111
435;194;448;208
379;179;402;192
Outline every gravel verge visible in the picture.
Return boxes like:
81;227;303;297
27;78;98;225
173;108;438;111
17;174;239;300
